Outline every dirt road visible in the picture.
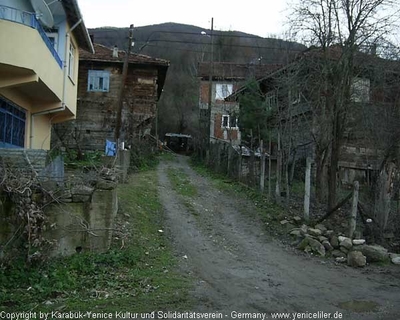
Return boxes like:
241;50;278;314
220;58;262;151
157;155;400;320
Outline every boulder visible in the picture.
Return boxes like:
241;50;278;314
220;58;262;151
338;235;351;242
308;238;326;257
71;185;94;195
322;240;333;252
297;237;326;257
314;223;327;234
300;224;308;235
347;251;367;267
293;216;302;223
330;236;339;249
96;179;117;190
389;254;400;265
308;228;322;237
389;253;400;259
352;239;366;246
332;250;347;258
340;238;353;250
297;238;310;251
280;219;289;225
358;245;389;263
289;229;302;237
325;230;334;237
335;257;347;263
340;247;349;255
318;236;328;242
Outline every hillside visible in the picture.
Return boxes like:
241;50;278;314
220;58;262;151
88;23;307;137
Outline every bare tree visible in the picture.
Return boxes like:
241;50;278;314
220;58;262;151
288;0;399;209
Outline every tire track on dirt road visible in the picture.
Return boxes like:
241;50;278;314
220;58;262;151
158;155;400;319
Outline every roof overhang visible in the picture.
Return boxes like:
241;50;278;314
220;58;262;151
61;0;94;53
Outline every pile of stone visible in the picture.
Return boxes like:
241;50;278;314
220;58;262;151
285;217;399;268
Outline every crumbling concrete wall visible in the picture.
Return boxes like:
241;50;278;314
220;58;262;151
45;177;118;256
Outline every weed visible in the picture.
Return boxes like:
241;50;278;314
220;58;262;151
167;168;197;198
0;170;191;312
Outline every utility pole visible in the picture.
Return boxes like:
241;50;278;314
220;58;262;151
206;17;214;163
115;24;134;145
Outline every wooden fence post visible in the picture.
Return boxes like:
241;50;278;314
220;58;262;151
304;157;311;221
260;140;265;192
238;146;242;182
349;180;359;238
227;145;232;176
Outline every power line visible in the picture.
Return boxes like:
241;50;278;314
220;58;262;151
92;36;305;52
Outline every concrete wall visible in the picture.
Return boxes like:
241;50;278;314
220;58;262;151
0;7;85;149
46;181;118;256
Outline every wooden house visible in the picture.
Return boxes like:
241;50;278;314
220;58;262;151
52;43;169;152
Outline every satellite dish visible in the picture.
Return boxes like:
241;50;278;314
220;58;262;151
30;0;54;28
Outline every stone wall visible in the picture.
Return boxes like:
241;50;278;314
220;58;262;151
45;177;118;256
0;164;119;258
0;148;47;173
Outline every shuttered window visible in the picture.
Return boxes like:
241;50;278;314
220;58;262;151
88;70;110;92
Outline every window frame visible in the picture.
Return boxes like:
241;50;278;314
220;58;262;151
68;41;76;79
221;114;238;129
215;83;233;100
0;97;26;148
88;70;110;92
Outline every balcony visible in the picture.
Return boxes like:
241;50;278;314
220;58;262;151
0;5;62;68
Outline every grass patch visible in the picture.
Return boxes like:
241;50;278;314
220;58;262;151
159;152;176;162
167;168;198;198
0;170;191;312
190;159;287;232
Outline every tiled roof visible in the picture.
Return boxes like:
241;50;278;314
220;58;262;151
198;62;283;79
79;43;170;66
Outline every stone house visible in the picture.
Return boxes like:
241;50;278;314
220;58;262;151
198;62;281;146
0;0;93;150
52;43;169;152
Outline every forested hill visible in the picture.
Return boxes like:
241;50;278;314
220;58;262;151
88;23;307;136
89;22;306;64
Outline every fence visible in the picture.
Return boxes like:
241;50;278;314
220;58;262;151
208;141;275;189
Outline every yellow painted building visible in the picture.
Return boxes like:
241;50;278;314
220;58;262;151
0;0;93;149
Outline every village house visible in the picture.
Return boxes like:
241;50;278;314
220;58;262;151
0;0;93;150
197;62;280;146
233;46;400;186
52;43;169;153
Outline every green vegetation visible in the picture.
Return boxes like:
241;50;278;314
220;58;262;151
167;168;197;198
0;170;191;312
191;160;288;233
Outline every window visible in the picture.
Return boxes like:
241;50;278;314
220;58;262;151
222;115;229;128
221;114;238;129
265;91;278;110
351;77;370;103
68;42;75;79
46;32;59;51
0;97;26;148
88;70;110;92
216;83;233;100
291;86;301;104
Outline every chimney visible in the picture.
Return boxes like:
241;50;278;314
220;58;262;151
113;45;118;58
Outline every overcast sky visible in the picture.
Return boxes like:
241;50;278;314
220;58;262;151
78;0;290;38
